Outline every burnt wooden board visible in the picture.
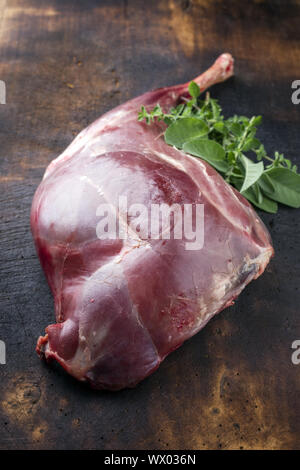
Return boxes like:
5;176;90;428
0;0;300;450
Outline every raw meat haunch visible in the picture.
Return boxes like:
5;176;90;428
31;54;273;390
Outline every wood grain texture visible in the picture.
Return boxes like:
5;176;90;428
0;0;300;450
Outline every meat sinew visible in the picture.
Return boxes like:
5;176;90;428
31;54;273;390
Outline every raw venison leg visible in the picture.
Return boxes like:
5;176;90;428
31;53;274;390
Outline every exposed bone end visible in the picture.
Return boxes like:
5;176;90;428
192;52;234;92
215;52;234;80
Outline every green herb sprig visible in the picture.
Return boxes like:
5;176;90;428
138;81;300;213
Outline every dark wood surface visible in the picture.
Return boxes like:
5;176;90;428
0;0;300;450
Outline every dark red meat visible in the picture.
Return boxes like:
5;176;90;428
31;54;273;390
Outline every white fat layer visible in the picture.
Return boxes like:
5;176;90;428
154;150;190;174
166;248;272;345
